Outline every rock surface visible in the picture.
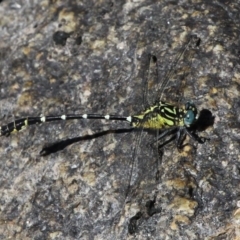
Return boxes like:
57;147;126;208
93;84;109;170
0;1;240;239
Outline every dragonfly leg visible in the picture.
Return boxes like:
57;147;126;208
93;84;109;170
185;128;210;144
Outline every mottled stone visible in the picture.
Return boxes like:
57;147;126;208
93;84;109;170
0;0;240;239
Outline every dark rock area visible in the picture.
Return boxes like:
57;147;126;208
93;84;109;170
0;1;240;239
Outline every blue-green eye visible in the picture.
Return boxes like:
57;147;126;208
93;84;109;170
184;102;198;126
184;110;195;126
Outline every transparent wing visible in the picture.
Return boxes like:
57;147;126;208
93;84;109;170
156;35;201;103
126;35;202;234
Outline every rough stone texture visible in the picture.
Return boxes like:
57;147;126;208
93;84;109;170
0;0;240;239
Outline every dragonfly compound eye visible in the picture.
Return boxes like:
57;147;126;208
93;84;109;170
184;109;196;127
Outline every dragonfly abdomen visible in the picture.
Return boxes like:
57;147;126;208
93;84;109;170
0;114;132;136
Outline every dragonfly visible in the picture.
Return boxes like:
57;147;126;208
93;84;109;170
0;36;209;148
0;35;213;236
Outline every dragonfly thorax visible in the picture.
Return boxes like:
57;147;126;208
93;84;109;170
131;101;198;129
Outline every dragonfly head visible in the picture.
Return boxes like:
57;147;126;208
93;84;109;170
184;102;198;127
